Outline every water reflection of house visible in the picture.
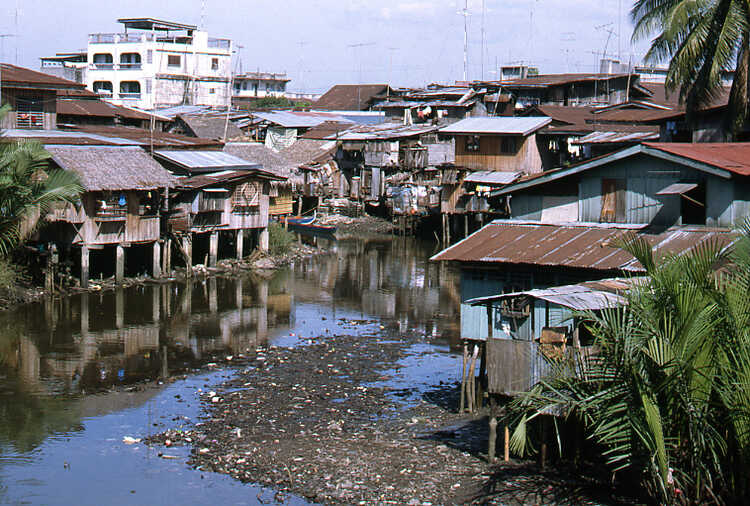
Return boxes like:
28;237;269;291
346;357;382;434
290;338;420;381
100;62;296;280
44;145;176;288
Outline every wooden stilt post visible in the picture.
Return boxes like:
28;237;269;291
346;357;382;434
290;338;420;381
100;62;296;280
467;343;479;413
464;214;469;238
488;396;497;462
460;341;468;413
540;417;548;470
504;425;510;462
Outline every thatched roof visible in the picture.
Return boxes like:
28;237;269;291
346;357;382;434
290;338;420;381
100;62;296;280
178;113;244;140
46;145;176;191
281;139;336;167
223;142;295;177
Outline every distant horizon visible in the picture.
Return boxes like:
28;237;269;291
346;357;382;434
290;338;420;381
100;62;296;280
0;0;654;94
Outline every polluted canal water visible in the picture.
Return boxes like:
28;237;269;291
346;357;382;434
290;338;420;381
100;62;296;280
0;237;462;504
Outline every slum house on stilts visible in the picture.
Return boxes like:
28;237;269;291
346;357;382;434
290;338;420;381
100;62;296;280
43;145;176;288
436;116;551;244
463;278;635;463
153;150;283;270
430;140;750;461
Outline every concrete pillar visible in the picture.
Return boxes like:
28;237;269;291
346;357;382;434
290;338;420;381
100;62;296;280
259;227;269;253
152;241;161;278
152;285;160;322
164;238;172;274
115;244;125;284
182;235;192;276
208;278;217;313
236;229;244;260
80;245;89;289
209;232;218;267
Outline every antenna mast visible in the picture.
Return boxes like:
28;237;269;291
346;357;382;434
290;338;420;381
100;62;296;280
459;0;470;82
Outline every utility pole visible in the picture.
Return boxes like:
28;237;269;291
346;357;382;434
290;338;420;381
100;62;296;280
297;41;308;95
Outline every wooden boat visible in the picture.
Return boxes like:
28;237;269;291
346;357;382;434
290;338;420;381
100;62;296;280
284;211;336;235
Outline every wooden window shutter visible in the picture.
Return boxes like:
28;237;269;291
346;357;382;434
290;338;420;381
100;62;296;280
233;182;260;207
600;178;625;223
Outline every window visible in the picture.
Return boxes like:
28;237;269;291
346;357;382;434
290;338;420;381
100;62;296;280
145;78;152;94
15;94;44;129
209;88;216;94
465;135;480;152
119;53;141;69
211;58;219;70
147;50;153;64
119;81;141;98
500;136;517;154
93;81;113;96
92;53;113;69
167;54;181;67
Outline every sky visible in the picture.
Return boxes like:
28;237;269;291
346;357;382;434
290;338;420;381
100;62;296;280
0;0;657;94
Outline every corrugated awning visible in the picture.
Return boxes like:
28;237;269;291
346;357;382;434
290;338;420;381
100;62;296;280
467;287;627;311
463;171;522;185
656;183;699;195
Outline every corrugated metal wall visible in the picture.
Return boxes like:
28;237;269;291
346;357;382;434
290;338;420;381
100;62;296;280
511;156;744;228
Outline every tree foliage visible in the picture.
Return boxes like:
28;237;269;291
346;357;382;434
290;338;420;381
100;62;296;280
507;224;750;504
631;0;750;137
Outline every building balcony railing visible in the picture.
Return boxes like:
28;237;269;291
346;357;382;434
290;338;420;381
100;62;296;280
89;33;154;44
119;92;142;100
95;90;113;97
118;63;142;70
91;63;114;70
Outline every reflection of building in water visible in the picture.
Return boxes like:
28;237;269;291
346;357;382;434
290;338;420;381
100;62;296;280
290;237;460;343
1;273;291;395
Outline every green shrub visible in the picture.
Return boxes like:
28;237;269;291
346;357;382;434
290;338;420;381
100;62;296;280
268;222;295;255
0;258;21;304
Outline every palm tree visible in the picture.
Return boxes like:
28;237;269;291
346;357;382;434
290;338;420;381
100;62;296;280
0;104;82;255
506;227;750;503
631;0;750;137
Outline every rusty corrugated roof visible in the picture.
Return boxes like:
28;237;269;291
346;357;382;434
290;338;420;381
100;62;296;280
314;84;391;111
430;220;734;272
644;142;750;177
0;63;85;90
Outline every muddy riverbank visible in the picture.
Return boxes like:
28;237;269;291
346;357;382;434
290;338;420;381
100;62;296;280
146;325;628;505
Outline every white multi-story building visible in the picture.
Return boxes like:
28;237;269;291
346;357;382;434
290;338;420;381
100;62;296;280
233;72;290;99
86;18;232;110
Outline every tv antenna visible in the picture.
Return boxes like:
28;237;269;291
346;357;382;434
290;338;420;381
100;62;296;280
595;22;617;62
457;0;470;82
347;42;376;109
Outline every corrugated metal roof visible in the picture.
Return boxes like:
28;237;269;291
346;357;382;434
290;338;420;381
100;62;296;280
572;130;659;145
1;63;86;90
251;111;353;128
335;122;439;141
46;145;176;191
644;142;750;177
466;277;640;310
154;150;263;172
463;171;522;185
440;117;552;136
430;220;735;272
